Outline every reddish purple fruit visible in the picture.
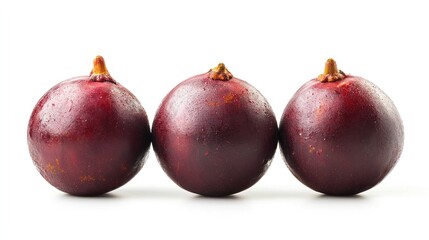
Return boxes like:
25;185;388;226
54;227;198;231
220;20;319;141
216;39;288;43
152;63;278;197
279;59;404;195
27;56;151;196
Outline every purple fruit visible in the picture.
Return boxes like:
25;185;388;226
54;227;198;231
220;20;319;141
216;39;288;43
27;56;151;196
279;58;404;195
153;63;278;197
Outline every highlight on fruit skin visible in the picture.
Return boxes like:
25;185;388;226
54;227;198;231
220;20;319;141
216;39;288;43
152;63;278;197
279;58;404;196
27;55;151;196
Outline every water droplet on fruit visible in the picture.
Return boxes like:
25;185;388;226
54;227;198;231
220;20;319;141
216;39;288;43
299;132;302;136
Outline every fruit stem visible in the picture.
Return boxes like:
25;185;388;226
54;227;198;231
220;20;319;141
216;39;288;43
317;58;346;82
90;55;116;83
209;63;233;81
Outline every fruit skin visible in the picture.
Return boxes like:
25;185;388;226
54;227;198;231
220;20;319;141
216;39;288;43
279;75;404;195
152;67;278;197
28;63;151;196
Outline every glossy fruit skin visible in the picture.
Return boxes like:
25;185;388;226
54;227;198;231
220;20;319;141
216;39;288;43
152;73;278;197
279;76;404;195
27;76;151;196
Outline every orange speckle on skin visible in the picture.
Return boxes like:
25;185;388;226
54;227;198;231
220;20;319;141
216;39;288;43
46;163;56;173
80;175;96;182
46;159;65;174
309;146;323;156
316;105;325;118
208;101;220;107
223;93;235;103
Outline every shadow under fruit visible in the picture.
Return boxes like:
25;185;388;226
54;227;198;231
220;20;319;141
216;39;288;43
152;63;278;197
27;56;151;196
279;58;404;196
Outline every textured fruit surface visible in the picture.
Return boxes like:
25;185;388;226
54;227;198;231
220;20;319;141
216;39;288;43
153;64;278;197
27;56;151;196
279;59;404;195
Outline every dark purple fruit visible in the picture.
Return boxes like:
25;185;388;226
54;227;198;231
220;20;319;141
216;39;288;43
279;58;404;195
152;63;278;197
27;56;151;196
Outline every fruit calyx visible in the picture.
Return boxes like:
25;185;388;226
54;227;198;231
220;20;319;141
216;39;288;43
209;63;233;81
317;58;346;83
90;55;116;83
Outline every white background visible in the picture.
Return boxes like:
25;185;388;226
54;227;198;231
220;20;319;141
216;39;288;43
1;0;428;239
